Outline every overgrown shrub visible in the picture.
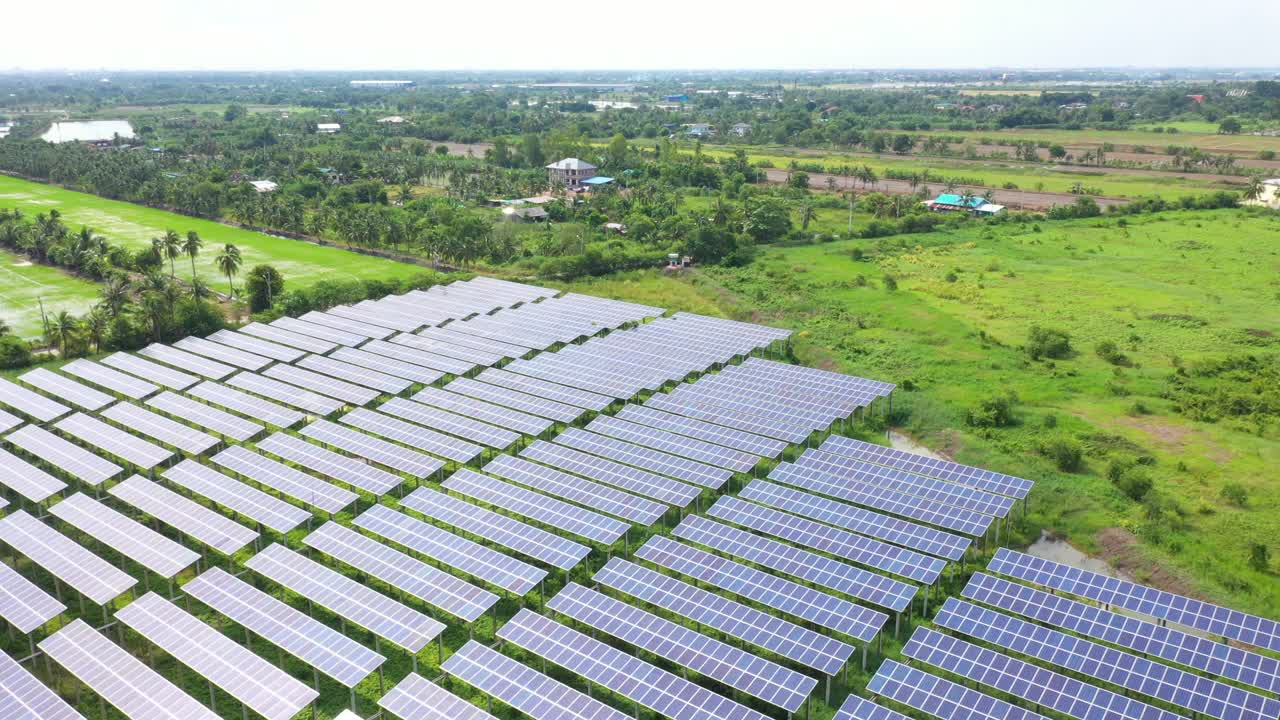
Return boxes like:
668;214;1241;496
1220;482;1249;507
1095;340;1130;366
1041;437;1084;472
1112;464;1153;501
1025;325;1072;360
964;392;1018;428
0;336;32;368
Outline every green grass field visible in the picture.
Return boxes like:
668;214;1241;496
0;175;429;293
913;126;1280;154
571;208;1280;619
0;247;102;337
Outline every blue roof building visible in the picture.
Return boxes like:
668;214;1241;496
581;176;615;188
927;193;1005;216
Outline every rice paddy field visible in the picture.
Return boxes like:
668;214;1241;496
0;247;102;338
912;126;1280;154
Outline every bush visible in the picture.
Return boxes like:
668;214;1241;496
882;274;898;291
1025;325;1072;360
1220;482;1249;507
0;335;32;369
1095;340;1129;366
944;271;958;283
1249;544;1271;572
964;392;1018;428
1113;466;1153;501
1042;437;1084;472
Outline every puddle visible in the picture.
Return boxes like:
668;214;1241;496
1026;530;1133;580
886;430;945;460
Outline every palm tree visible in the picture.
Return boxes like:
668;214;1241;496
98;275;131;318
0;317;10;337
215;243;242;298
183;231;203;285
799;203;815;231
162;229;181;279
51;311;79;357
1243;176;1265;203
85;308;108;353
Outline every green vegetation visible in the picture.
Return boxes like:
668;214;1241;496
0;247;101;337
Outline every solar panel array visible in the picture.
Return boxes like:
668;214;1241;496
379;672;497;720
174;335;272;371
554;427;732;489
271;316;367;347
821;434;1034;499
475;367;613;412
102;351;199;391
48;493;197;579
54;412;172;469
300;419;444;478
328;346;445;386
231;367;346;413
301;311;393;340
257;431;401;496
240;321;339;354
378;397;518;450
0;408;19;434
212;445;357;515
586;414;759;473
361;339;475;377
521;439;701;508
444;376;584;424
342;407;483;465
19;368;112;412
0;377;70;423
498;609;772;720
0;447;66;503
614;403;786;458
145;390;264;442
208;328;306;362
989;548;1280;652
391;332;504;367
0;511;135;605
163;459;311;534
645;392;810;444
140;342;235;380
100;402;220;455
833;695;912;720
443;469;628;545
483;453;666;526
412;385;553;436
868;659;1050;720
59;359;159;400
186;380;304;428
298;354;412;395
6;424;122;486
0;641;82;720
109;475;257;556
0;560;65;633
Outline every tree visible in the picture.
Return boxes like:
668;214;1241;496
50;311;79;357
215;244;242;298
891;134;915;154
1249;544;1271;572
605;133;628;169
162;229;181;279
742;197;793;243
1218;117;1243;135
787;172;810;190
1243;176;1266;202
245;265;284;312
98;275;131;318
799;203;815;231
183;231;203;285
519;134;545;168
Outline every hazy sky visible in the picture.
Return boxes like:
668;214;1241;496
4;0;1278;71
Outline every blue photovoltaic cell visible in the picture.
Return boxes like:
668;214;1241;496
833;695;912;720
644;393;810;444
19;368;113;411
903;627;1184;720
0;377;70;422
342;408;483;465
240;322;338;354
614;404;785;458
329;347;445;386
186;381;304;429
739;480;970;561
378;673;497;720
553;428;732;489
300;419;443;479
444;377;583;424
497;609;773;720
483;454;665;526
963;571;1280;696
707;496;945;585
475;368;613;411
796;449;1014;518
0;642;84;720
256;432;401;496
673;515;916;613
162;459;311;535
595;557;853;675
411;386;553;437
101;352;199;391
443;640;631;720
521;440;700;508
212;445;356;515
988;548;1280;653
868;660;1049;720
378;397;518;450
584;415;759;473
820;435;1033;499
443;469;628;545
934;597;1280;720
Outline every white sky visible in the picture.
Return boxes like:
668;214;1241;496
3;0;1278;71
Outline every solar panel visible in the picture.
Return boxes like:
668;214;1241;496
833;695;911;720
988;548;1280;653
362;339;475;376
934;598;1280;720
39;619;219;720
740;480;971;561
303;521;497;623
271;316;367;346
548;582;816;713
53;412;172;470
379;673;497;720
298;354;412;395
904;626;1184;720
400;487;589;571
186;380;304;428
796;449;1014;518
301;311;394;340
116;592;318;720
109;475;256;556
418;326;530;359
820;435;1034;499
0;447;66;503
636;535;888;642
0;408;18;434
868;660;1049;720
412;386;553;436
379;397;518;450
342;408;483;464
240;321;339;354
208;329;306;362
443;640;631;720
475;368;613;411
140;343;235;380
102;352;199;391
212;445;357;515
674;515;916;613
214;378;321;426
262;362;379;406
174;336;273;371
483;454;665;526
391;333;503;367
257;432;401;496
708;495;945;585
100;402;220;455
327;305;422;333
5;424;122;486
504;358;639;399
0;511;134;605
0;559;65;633
443;469;627;545
0;377;70;422
770;462;993;537
162;459;311;534
328;347;446;386
184;568;383;688
585;415;758;473
245;543;444;653
521;440;700;508
59;358;159;400
48;493;198;579
354;505;546;596
614;404;785;458
445;377;584;423
963;571;1280;695
18;368;113;412
553;423;736;489
300;419;443;478
500;609;771;720
145;390;264;442
645;393;809;444
0;640;83;720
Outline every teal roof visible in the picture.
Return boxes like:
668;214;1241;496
934;193;983;208
582;176;615;185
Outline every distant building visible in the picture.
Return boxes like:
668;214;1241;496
581;176;615;190
663;94;689;102
350;80;416;89
934;102;957;110
249;180;279;193
1226;89;1250;98
686;123;714;138
730;123;752;137
316;123;341;134
926;193;1005;216
377;116;406;124
503;206;548;222
1186;94;1206;104
546;158;597;186
1059;102;1089;111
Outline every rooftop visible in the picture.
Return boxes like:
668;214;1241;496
547;158;596;171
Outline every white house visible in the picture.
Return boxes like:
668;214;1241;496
249;180;278;193
377;116;406;124
730;123;752;137
546;158;597;186
316;123;341;134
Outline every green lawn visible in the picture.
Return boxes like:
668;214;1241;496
0;175;429;295
912;126;1280;154
0;247;102;338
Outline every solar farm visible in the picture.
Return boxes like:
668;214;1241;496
0;274;1274;720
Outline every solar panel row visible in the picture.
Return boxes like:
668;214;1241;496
300;419;444;479
443;469;628;545
59;358;159;400
109;475;257;556
102;352;199;391
145;390;264;442
483;454;666;526
443;640;631;720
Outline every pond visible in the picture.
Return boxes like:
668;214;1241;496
40;120;135;143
